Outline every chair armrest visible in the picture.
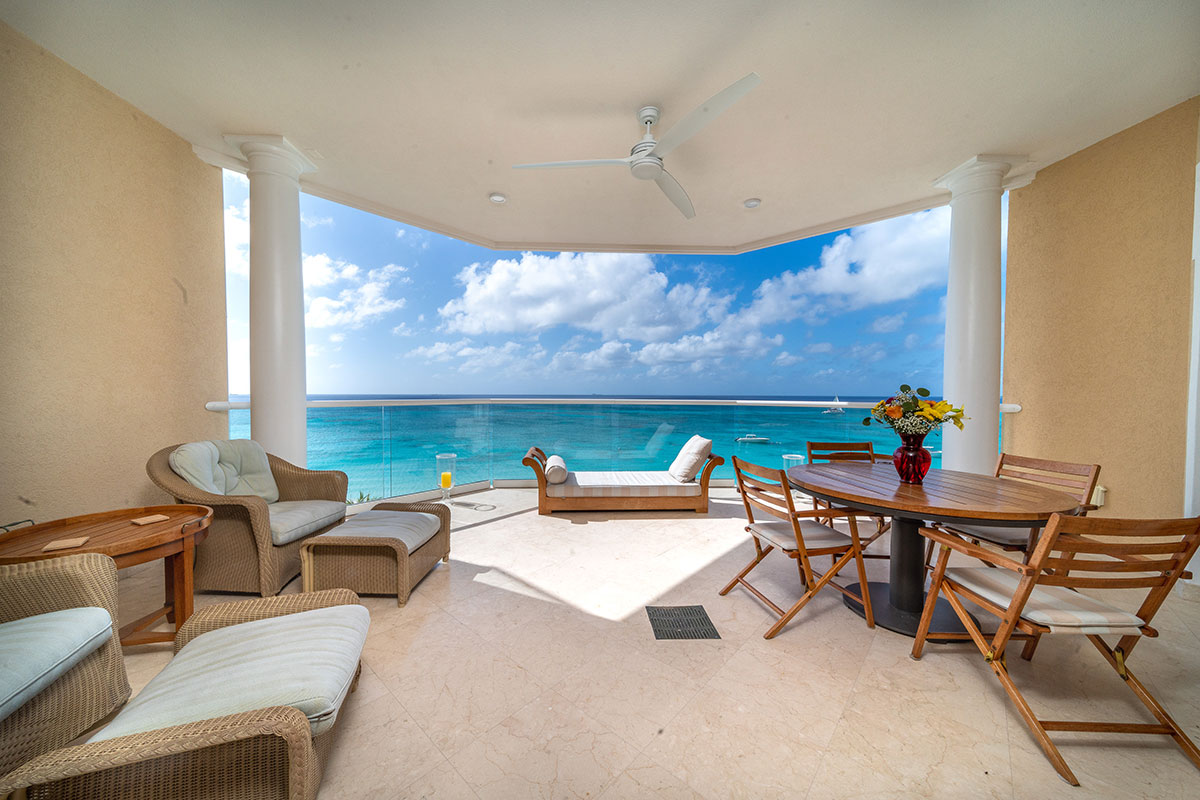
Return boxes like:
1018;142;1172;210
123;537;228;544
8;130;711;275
522;448;549;491
0;706;317;799
269;455;349;503
697;453;724;488
174;589;360;652
368;501;451;534
0;553;120;632
919;526;1034;574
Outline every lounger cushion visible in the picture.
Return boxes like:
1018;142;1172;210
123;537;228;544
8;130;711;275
326;509;441;553
668;435;713;482
748;520;853;552
547;471;701;498
945;567;1145;634
268;500;347;545
169;439;280;503
944;523;1038;548
0;607;113;724
89;604;369;742
545;455;568;484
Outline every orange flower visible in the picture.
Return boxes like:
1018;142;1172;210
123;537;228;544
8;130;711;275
885;405;903;419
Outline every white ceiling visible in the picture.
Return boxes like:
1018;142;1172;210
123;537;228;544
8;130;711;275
3;1;1198;253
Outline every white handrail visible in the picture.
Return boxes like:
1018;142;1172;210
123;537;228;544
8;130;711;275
205;397;1022;413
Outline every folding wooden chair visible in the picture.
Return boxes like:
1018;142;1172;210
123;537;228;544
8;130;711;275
806;441;890;557
720;456;874;639
933;453;1100;564
912;513;1200;786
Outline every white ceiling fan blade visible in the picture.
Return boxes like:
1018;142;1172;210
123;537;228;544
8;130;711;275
513;157;632;169
655;170;695;219
651;72;762;158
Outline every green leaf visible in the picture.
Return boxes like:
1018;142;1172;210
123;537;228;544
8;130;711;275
916;387;930;397
899;384;911;392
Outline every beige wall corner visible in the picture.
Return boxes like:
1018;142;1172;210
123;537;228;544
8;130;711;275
1003;97;1200;517
0;22;228;523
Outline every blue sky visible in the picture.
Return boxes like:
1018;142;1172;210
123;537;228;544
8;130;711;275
223;170;991;397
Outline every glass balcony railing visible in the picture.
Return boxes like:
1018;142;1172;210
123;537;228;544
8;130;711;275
221;398;1018;502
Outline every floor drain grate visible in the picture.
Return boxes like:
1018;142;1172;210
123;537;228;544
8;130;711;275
645;605;721;640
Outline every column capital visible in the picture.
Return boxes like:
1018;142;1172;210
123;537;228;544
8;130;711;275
223;134;318;180
934;154;1031;197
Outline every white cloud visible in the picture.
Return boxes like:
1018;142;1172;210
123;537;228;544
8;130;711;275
408;339;470;362
302;214;334;228
869;312;907;333
773;351;802;367
439;252;731;342
329;333;345;343
456;341;524;373
224;201;250;278
395;228;406;239
848;343;888;363
303;253;360;288
904;333;921;350
550;340;635;372
391;323;413;336
635;329;782;367
806;342;834;354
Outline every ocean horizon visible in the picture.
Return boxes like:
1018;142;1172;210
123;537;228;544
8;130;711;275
226;394;945;501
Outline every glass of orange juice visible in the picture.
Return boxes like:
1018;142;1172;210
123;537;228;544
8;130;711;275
435;453;456;502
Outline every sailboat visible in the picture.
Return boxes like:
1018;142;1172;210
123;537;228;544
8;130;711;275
823;395;845;415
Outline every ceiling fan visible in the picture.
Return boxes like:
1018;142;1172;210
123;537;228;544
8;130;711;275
513;72;762;219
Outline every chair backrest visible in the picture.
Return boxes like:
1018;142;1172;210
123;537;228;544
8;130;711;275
994;453;1100;509
1027;514;1200;633
732;456;798;526
806;441;882;464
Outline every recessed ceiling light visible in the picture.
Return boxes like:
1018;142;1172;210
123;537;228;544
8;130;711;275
743;197;762;208
489;192;507;204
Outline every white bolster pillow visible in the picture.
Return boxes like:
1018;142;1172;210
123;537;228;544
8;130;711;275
545;455;568;484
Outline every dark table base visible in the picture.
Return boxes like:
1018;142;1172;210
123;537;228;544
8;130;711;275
842;581;970;638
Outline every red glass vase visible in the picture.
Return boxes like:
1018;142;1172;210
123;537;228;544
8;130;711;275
893;432;932;484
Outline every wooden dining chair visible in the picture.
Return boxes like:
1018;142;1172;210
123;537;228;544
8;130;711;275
930;453;1101;566
912;514;1200;786
721;456;874;639
806;441;890;557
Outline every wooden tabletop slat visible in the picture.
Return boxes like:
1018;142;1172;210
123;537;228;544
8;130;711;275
786;463;1080;523
0;506;212;563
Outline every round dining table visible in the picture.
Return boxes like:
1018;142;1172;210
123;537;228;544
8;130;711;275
786;462;1080;637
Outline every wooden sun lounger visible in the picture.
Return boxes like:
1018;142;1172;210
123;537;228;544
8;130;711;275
522;446;723;515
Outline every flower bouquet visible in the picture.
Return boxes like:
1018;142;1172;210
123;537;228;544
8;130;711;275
862;385;965;484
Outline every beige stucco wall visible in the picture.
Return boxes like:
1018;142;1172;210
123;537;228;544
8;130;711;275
1004;97;1200;517
0;22;227;524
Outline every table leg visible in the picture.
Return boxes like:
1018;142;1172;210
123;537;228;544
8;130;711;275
843;515;971;637
172;537;195;627
163;556;176;623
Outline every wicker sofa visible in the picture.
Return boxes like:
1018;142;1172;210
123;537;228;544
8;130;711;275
147;441;349;597
0;554;130;779
0;586;367;800
522;445;724;514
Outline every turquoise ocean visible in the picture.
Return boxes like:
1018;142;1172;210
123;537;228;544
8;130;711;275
228;396;945;501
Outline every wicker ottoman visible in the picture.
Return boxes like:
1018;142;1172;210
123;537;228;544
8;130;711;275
299;502;450;606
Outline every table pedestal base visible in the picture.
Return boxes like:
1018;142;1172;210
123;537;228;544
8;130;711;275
842;581;971;639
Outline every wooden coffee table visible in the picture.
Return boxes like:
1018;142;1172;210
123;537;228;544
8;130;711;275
0;505;212;646
786;463;1079;637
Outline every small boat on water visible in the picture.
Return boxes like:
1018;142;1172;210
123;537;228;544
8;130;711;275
736;433;772;443
823;395;845;415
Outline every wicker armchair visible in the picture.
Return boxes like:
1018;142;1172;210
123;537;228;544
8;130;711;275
0;589;362;800
146;444;349;597
0;554;130;778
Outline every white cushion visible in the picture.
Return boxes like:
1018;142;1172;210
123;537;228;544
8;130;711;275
668;435;713;482
546;471;702;498
945;567;1145;634
545;455;568;484
169;439;280;503
747;519;853;552
945;523;1039;548
89;604;369;742
328;509;442;554
0;607;113;724
268;500;347;546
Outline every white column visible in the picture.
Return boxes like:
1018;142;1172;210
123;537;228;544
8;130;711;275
225;135;316;466
934;155;1027;474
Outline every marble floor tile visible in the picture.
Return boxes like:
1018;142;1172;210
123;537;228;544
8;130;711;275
449;690;637;799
